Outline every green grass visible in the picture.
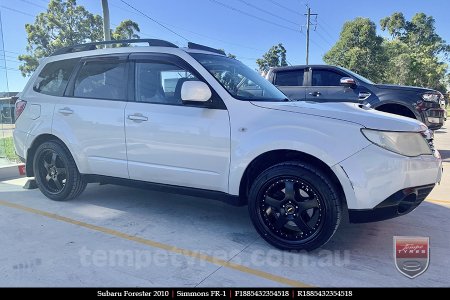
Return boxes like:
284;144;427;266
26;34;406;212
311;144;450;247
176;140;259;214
0;137;19;162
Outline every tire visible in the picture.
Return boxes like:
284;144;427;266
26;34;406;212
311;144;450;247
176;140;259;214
248;161;342;251
33;141;87;201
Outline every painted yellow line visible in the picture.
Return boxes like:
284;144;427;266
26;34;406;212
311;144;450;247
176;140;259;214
426;198;450;205
0;199;310;287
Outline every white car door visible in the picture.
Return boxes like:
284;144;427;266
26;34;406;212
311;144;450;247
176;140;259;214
52;55;129;177
125;53;230;192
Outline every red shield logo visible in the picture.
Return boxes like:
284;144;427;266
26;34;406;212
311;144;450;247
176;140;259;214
394;236;429;278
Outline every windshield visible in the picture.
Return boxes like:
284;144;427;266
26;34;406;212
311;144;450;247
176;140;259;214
190;53;287;101
339;67;374;84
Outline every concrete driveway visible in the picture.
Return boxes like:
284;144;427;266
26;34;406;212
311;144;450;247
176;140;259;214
0;126;449;287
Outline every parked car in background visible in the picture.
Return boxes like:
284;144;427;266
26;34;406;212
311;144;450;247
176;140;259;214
14;40;442;251
266;65;446;130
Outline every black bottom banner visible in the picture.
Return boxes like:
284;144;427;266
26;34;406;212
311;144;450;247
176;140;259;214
1;287;445;297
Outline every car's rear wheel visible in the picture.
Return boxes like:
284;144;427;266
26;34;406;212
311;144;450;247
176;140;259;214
248;161;342;251
33;141;86;201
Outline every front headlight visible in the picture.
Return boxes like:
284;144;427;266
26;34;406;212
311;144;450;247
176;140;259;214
361;129;432;157
422;92;440;102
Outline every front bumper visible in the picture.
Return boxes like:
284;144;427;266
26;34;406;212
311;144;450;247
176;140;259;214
348;184;435;223
332;144;442;215
421;107;445;130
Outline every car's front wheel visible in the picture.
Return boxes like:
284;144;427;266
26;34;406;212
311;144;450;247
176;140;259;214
33;141;87;201
248;161;342;251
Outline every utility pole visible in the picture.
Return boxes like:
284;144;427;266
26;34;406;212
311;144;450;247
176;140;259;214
101;0;111;44
0;9;9;93
304;6;317;65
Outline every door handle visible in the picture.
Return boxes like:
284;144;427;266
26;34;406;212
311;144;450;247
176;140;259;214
128;113;148;122
308;91;321;97
58;107;73;115
358;92;371;100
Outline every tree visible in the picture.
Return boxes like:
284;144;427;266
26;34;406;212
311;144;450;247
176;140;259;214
19;0;140;76
323;18;386;83
324;14;449;91
381;12;449;91
256;43;287;73
380;12;406;39
112;20;140;41
381;12;449;56
218;49;237;59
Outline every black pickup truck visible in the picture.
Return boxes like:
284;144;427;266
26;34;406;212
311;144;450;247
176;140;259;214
266;65;446;130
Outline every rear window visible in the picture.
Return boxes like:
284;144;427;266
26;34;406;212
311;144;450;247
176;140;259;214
74;61;127;101
33;58;79;96
274;70;304;86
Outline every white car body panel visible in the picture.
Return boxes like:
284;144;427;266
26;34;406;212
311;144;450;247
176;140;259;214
14;89;55;160
335;145;442;209
252;101;425;132
52;98;128;177
224;100;371;195
125;102;230;192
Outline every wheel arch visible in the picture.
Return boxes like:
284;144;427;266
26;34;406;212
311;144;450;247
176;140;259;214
373;102;419;119
26;134;79;177
238;149;347;207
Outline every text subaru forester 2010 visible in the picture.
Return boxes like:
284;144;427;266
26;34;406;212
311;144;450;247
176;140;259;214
13;40;442;250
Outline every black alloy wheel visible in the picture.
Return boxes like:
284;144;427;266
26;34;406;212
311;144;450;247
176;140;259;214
248;161;342;251
33;141;87;201
37;149;67;194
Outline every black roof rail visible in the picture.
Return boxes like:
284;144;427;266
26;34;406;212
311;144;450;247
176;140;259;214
187;42;225;55
51;39;178;56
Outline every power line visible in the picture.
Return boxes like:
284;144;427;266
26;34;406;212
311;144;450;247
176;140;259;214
236;56;259;61
315;30;334;48
0;67;22;73
164;24;264;51
110;22;159;39
0;50;22;55
0;66;22;73
17;0;47;10
318;24;335;42
209;0;301;33
266;0;301;16
0;5;35;18
119;0;189;42
237;0;300;27
0;54;20;60
0;58;21;63
110;0;264;51
300;6;334;62
210;0;328;56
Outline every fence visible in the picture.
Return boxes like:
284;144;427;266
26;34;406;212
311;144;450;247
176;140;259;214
0;96;17;164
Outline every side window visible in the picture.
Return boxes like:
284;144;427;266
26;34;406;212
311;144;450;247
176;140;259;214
274;70;304;86
135;61;198;105
312;69;344;86
33;58;79;96
74;61;127;100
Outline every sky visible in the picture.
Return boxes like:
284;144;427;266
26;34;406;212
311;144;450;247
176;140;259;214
1;0;450;92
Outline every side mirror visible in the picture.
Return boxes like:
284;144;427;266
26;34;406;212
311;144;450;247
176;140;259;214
181;81;212;103
340;77;356;88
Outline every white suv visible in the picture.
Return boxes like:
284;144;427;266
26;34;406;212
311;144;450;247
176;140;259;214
14;39;442;250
